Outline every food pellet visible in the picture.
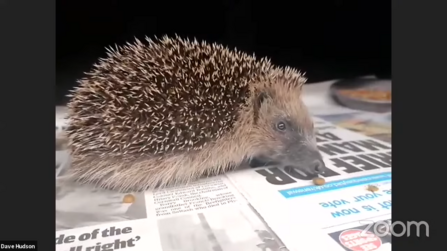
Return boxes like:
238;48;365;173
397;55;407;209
367;185;379;192
313;177;326;186
123;194;135;203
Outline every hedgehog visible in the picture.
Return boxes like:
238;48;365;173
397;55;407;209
65;35;326;192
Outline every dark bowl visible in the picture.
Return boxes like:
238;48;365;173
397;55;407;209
330;78;391;113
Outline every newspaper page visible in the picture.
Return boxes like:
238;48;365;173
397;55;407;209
225;117;392;251
56;154;295;251
55;105;391;251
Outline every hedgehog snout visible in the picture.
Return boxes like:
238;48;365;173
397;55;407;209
248;143;327;178
286;156;326;178
282;145;326;178
285;157;326;177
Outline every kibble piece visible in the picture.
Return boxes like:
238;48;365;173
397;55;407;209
122;194;135;203
313;177;326;186
367;185;379;192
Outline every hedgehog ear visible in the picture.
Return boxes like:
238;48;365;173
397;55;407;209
253;92;269;124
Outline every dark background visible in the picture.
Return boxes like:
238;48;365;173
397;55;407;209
56;0;391;105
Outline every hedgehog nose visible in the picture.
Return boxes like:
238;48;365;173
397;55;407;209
310;159;325;176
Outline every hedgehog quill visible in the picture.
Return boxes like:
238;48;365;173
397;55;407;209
65;35;326;192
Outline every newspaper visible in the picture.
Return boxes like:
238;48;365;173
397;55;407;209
225;117;392;251
58;108;289;250
56;164;290;251
56;87;392;251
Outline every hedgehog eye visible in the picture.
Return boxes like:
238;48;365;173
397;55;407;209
276;122;286;131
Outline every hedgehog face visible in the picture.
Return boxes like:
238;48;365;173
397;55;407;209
249;87;326;177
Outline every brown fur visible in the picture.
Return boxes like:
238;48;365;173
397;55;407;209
65;36;314;192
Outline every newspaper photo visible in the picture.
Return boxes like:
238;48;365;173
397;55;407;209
323;214;392;251
225;117;392;251
148;177;289;251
